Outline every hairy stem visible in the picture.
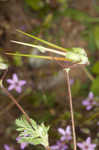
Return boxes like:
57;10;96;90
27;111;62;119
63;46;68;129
0;92;26;117
65;69;77;150
1;85;31;125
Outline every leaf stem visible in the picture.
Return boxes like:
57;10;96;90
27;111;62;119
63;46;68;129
64;69;77;150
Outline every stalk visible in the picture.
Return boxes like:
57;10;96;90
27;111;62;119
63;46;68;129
0;75;31;125
64;69;77;150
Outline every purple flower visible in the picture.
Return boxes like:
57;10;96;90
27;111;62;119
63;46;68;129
16;137;28;150
50;141;68;150
82;92;96;110
7;73;26;93
4;144;15;150
77;137;96;150
58;126;72;141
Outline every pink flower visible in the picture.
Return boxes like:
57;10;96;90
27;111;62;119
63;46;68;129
58;126;72;141
4;144;15;150
82;92;96;110
77;137;96;150
50;141;68;150
16;137;28;150
6;73;26;93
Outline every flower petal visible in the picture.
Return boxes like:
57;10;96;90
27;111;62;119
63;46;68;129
62;145;68;150
8;85;15;91
82;99;89;106
86;137;91;144
77;143;83;149
20;142;28;150
4;145;10;150
15;86;22;93
88;92;94;99
86;105;92;110
6;79;14;84
16;137;21;141
58;128;65;135
66;126;71;134
91;144;96;149
61;136;67;141
19;80;26;86
13;73;18;82
50;145;59;150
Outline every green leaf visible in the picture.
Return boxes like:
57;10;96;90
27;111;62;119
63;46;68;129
62;8;99;23
90;76;99;96
25;0;44;10
88;29;96;52
92;61;99;75
93;25;99;49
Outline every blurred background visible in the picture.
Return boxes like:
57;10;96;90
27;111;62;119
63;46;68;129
0;0;99;150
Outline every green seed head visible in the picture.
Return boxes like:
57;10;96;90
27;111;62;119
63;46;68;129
66;48;89;65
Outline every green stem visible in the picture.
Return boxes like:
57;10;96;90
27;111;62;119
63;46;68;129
83;67;94;81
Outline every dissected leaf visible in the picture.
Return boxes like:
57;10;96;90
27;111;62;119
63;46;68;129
16;117;49;148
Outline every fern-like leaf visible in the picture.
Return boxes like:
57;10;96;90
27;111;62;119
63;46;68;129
16;116;49;148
